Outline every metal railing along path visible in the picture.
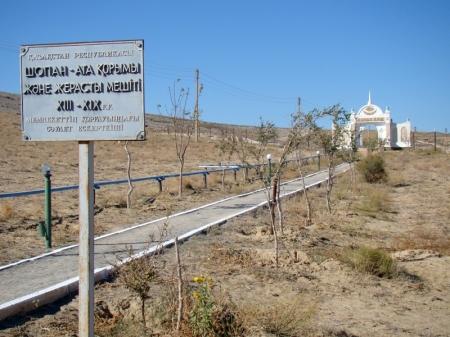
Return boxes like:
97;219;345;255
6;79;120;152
0;155;319;199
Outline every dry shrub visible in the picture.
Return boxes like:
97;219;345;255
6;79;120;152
117;252;159;331
155;275;244;337
242;298;314;337
184;181;195;191
388;172;409;188
355;185;391;216
341;246;396;277
357;154;387;183
180;277;245;337
394;229;450;255
208;245;254;267
0;201;14;220
99;189;128;208
183;177;203;191
333;174;352;201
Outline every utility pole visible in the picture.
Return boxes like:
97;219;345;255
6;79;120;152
297;97;310;148
434;129;437;152
194;69;201;142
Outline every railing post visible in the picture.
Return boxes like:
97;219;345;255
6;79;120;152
233;169;237;182
158;178;163;193
203;173;208;189
93;184;100;206
317;152;321;171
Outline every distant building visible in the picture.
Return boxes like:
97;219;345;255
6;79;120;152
344;92;411;148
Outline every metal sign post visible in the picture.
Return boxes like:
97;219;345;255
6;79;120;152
20;40;145;337
78;141;95;337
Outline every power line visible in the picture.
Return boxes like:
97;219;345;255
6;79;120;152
202;71;296;102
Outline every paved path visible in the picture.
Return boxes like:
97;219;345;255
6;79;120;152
0;164;349;319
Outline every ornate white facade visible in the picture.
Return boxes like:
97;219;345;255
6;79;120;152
346;93;411;148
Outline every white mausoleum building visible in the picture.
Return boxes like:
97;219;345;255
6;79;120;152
346;93;412;148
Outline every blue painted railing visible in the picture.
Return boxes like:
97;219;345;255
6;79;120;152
0;155;318;199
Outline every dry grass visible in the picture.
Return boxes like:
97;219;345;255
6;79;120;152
354;184;391;217
208;245;254;268
0;201;14;221
242;298;314;337
3;149;450;337
340;246;396;277
387;171;409;188
394;229;450;256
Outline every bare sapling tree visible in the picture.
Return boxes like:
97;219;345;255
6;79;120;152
118;249;158;333
218;132;255;183
291;109;319;225
236;134;255;183
216;134;236;189
317;104;350;212
169;80;193;197
251;118;278;179
273;132;297;234
276;177;283;233
263;132;297;267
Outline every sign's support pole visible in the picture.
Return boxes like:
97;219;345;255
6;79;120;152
44;170;52;248
79;141;95;337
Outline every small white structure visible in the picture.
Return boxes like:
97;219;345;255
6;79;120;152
345;92;412;149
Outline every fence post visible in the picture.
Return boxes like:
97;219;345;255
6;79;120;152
203;173;208;189
233;169;237;182
93;184;100;206
317;152;321;171
157;178;163;193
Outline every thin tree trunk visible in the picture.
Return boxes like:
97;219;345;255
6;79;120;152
326;159;333;213
276;178;284;234
141;298;146;331
124;141;134;209
300;168;312;225
175;238;183;331
221;168;225;190
271;178;279;268
296;152;312;225
179;161;184;197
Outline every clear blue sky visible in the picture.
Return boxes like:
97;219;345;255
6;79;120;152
1;0;449;131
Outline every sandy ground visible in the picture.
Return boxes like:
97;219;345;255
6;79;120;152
0;150;449;337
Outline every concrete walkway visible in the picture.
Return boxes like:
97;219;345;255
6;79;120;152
0;164;349;320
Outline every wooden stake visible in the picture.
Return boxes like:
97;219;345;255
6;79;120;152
175;238;183;331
